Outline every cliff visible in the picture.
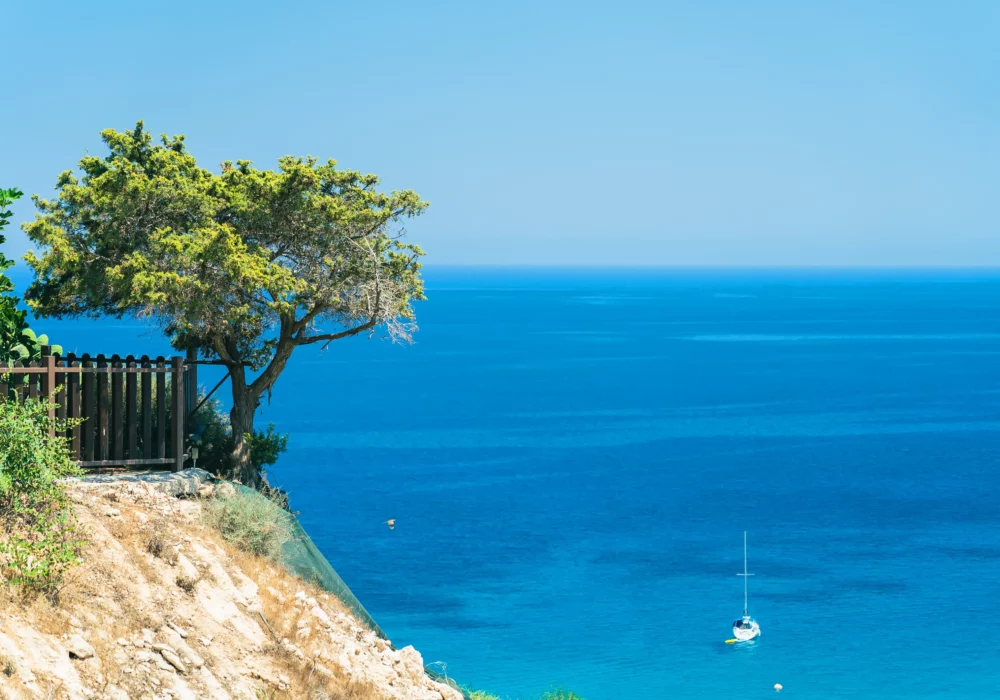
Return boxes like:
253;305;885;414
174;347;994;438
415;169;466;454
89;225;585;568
0;480;464;700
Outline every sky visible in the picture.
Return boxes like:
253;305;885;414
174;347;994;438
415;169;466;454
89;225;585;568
1;0;998;266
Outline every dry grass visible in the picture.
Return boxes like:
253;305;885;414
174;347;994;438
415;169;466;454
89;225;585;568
145;526;179;566
215;535;383;699
0;486;403;699
0;586;72;637
0;653;16;677
175;573;201;594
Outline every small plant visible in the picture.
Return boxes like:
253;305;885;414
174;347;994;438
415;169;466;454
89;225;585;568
176;573;200;593
1;653;16;677
469;692;502;700
145;530;164;557
188;392;288;489
201;486;293;562
145;529;179;565
0;396;84;596
540;691;585;700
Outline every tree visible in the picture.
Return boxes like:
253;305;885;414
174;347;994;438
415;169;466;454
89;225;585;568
24;123;428;486
0;187;25;354
1;187;61;362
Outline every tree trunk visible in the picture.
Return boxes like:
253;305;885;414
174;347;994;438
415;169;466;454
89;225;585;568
229;367;259;488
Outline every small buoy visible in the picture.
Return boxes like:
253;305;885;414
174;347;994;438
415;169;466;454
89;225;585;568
383;519;396;530
774;683;783;692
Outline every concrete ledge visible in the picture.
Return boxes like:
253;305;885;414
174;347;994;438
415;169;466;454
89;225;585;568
71;468;216;497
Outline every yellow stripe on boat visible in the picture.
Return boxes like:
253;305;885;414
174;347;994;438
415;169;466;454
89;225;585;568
725;638;738;644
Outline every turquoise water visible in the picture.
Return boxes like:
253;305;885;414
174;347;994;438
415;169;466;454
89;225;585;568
24;268;1000;699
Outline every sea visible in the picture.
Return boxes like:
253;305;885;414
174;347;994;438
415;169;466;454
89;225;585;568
14;267;1000;699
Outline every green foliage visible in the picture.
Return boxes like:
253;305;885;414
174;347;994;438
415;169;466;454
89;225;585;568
202;486;293;562
1;187;27;362
466;690;584;700
0;397;84;595
0;187;24;292
189;392;288;485
0;187;61;363
24;122;428;483
4;327;63;363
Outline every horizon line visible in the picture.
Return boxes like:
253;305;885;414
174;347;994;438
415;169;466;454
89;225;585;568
420;263;1000;270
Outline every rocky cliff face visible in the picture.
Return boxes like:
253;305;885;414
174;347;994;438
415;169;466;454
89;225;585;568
0;481;464;700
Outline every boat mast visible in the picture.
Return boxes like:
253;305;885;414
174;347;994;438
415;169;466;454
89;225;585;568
737;531;753;616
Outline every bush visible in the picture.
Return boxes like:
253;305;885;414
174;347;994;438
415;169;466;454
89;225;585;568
540;692;585;700
187;393;288;489
201;486;292;562
1;187;61;363
0;397;83;594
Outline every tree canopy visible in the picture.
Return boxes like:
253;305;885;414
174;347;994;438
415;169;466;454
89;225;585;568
24;122;428;483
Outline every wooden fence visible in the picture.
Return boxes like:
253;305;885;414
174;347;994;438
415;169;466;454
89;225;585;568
0;349;187;471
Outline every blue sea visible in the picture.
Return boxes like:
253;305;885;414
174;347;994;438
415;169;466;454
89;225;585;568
19;268;1000;699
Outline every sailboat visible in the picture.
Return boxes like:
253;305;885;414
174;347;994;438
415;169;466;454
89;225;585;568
729;531;761;642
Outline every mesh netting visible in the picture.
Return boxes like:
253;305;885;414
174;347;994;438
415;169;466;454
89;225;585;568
231;484;470;698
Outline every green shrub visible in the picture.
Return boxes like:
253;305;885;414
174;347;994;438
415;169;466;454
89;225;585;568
467;690;583;700
201;486;292;562
0;397;84;594
187;393;288;488
0;187;61;363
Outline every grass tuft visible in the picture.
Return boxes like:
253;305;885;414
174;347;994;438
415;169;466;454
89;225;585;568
175;573;200;594
201;484;293;562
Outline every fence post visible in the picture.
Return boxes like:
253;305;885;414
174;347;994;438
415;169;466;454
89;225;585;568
186;347;197;418
171;356;186;472
43;351;57;436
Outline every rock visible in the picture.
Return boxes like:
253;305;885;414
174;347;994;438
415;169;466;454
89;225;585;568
152;643;176;654
160;649;186;674
251;669;289;690
67;634;95;660
104;507;121;517
266;586;286;603
398;646;426;680
309;605;332;628
167;621;189;638
214;482;236;499
197;483;215;498
198;637;212;647
105;685;131;700
117;637;129;646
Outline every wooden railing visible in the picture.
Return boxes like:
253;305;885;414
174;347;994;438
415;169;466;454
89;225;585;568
0;349;187;471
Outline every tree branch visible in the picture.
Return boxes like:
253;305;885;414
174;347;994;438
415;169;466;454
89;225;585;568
296;317;378;347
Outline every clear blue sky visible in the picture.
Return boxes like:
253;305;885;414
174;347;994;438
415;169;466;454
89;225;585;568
2;1;997;266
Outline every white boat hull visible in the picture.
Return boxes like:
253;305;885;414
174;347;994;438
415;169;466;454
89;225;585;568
732;620;760;641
